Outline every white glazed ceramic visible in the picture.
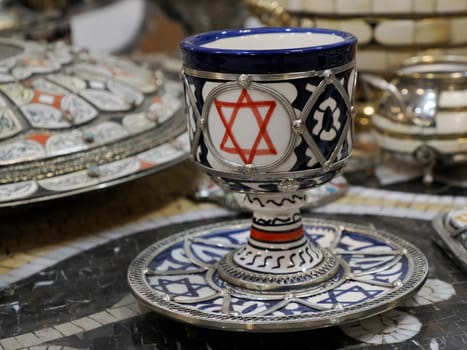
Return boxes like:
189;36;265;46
282;0;467;15
246;0;467;74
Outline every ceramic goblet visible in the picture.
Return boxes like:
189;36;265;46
128;27;427;332
181;27;356;291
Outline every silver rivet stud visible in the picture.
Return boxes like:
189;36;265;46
87;163;100;178
197;118;206;130
243;164;256;176
238;74;251;88
334;303;344;310
82;131;94;143
278;178;300;192
392;280;403;288
292;119;303;134
323;69;333;83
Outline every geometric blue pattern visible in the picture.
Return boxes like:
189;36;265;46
144;221;410;317
318;284;384;306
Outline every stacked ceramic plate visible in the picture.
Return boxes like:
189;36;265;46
245;0;467;75
0;38;188;207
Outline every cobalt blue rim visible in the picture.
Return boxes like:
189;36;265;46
181;27;356;55
180;27;357;74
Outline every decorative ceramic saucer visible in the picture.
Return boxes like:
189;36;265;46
128;218;428;332
0;38;187;207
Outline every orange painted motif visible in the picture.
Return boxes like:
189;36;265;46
30;90;64;110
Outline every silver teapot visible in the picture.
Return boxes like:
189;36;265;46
361;55;467;183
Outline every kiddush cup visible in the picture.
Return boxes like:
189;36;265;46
181;27;356;290
127;27;428;330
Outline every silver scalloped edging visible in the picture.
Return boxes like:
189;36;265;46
127;218;428;332
0;131;189;207
0;111;185;184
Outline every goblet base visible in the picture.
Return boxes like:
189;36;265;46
217;246;340;292
128;218;428;332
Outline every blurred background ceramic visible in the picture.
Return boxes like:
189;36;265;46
363;55;467;184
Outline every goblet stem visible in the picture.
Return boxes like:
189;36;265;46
217;191;340;292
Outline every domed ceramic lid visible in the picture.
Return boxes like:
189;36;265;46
0;38;187;207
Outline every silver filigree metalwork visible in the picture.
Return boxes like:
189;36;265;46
182;64;355;188
128;218;428;332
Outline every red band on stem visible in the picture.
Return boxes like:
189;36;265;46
250;226;304;243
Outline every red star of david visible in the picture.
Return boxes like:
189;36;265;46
214;88;277;164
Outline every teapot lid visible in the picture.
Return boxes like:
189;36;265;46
398;55;467;81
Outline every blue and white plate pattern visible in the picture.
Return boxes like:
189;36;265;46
128;218;428;331
0;39;188;206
